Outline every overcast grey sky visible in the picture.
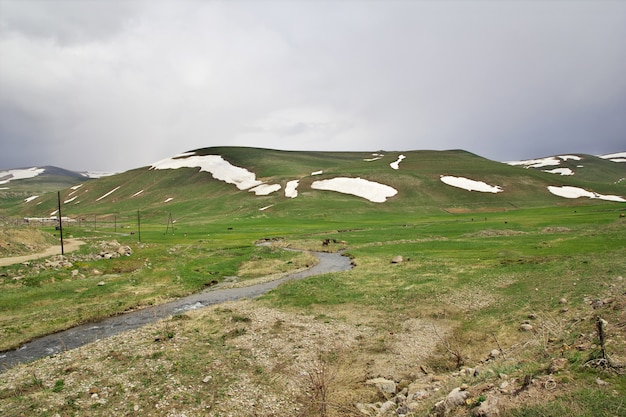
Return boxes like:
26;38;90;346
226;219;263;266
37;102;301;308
1;0;625;171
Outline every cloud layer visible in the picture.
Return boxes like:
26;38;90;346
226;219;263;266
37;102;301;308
1;0;625;171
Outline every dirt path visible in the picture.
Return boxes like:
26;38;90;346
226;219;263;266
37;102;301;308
0;239;85;267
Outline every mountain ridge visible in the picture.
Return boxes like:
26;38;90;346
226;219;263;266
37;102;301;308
1;147;624;219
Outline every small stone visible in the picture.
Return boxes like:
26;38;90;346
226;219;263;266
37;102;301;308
519;323;533;332
366;377;396;396
97;281;105;286
559;298;567;304
489;349;501;359
133;405;139;411
596;378;609;386
445;387;469;408
549;358;568;374
202;375;212;383
391;255;404;264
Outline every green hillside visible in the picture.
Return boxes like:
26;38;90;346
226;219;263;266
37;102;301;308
3;148;625;223
1;147;625;416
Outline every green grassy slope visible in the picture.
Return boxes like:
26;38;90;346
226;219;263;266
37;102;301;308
2;148;625;222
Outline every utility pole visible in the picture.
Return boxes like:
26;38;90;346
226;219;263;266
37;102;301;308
137;209;141;242
57;191;64;255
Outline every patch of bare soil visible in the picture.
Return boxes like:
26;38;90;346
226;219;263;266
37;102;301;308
0;228;57;258
0;237;84;267
0;300;448;416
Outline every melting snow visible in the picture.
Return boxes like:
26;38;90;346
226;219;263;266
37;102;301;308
285;180;299;198
151;153;266;191
249;184;281;196
558;155;582;161
311;170;323;176
131;190;144;197
24;195;39;203
70;184;84;190
96;186;121;202
259;205;274;211
548;186;625;202
64;196;77;204
82;171;118;179
311;177;398;203
390;154;406;170
0;167;45;185
164;197;174;203
599;152;626;162
507;157;562;168
440;176;503;193
543;168;574;176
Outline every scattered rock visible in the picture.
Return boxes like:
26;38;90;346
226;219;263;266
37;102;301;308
519;323;533;332
366;377;397;397
474;397;500;417
548;358;568;374
97;281;105;286
559;298;567;304
489;349;501;359
391;255;404;264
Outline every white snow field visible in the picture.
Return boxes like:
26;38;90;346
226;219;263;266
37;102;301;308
96;186;121;202
311;177;398;203
285;180;299;198
599;152;626;163
150;153;284;195
440;176;503;193
507;157;562;168
547;186;625;202
390;154;406;170
0;167;45;185
542;168;574;176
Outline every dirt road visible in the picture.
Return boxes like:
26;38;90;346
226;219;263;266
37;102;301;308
0;239;85;267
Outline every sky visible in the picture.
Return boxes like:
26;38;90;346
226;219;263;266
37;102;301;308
1;0;625;172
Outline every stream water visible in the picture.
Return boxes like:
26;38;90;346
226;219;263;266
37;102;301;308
0;250;352;372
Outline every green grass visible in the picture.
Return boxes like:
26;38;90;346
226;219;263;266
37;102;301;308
1;147;625;415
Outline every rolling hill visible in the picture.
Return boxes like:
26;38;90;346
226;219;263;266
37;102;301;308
1;148;625;221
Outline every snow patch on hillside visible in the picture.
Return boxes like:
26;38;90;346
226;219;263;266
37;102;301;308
0;167;45;185
440;176;503;193
250;184;281;196
548;186;625;202
311;170;323;176
131;190;144;197
24;195;39;203
164;197;174;203
599;152;626;163
285;180;299;198
364;153;384;162
82;171;118;178
507;157;562;168
558;155;581;161
390;154;405;170
543;168;574;176
311;177;398;203
96;186;121;202
151;153;264;190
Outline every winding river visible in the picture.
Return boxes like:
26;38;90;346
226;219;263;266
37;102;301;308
0;250;352;371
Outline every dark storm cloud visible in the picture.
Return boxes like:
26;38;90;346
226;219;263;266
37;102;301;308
0;0;625;171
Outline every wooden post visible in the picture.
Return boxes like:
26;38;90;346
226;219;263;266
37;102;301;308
57;191;64;255
137;209;141;242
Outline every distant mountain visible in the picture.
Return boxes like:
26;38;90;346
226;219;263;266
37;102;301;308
1;148;624;219
0;166;117;186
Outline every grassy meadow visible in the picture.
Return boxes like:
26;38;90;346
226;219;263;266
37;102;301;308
1;148;625;416
1;201;625;416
